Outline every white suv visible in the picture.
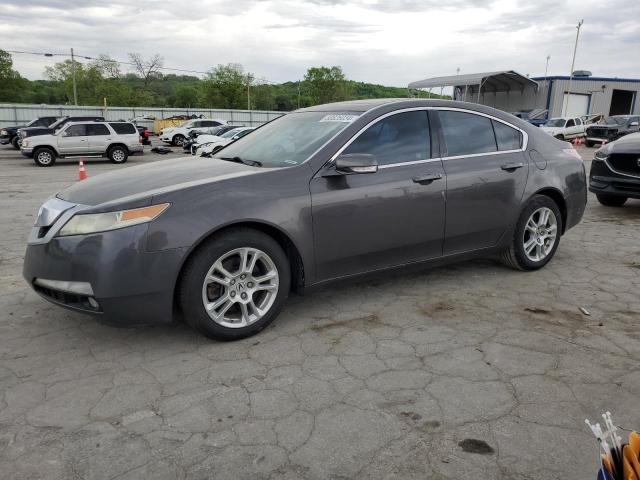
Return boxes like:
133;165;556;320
21;121;143;167
159;118;227;146
540;117;586;141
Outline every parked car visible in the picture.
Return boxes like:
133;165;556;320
194;127;256;156
512;109;548;127
1;117;59;149
182;125;244;152
585;115;640;147
159;119;227;146
588;132;640;206
20;116;105;140
23;99;586;340
136;125;151;146
21;121;143;167
540;117;586;140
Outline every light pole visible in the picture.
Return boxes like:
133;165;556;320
562;20;584;117
544;55;550;79
70;48;78;105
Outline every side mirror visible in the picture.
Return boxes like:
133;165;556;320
334;153;378;174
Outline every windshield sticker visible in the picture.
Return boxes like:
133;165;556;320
319;114;359;123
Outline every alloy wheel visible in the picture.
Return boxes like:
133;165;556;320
37;151;52;165
112;149;125;162
201;247;279;328
522;207;558;262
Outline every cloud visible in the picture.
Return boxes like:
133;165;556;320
1;0;638;87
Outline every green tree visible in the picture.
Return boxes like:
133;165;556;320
202;63;249;109
303;66;349;105
0;49;27;102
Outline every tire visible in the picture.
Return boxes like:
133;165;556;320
596;194;627;207
585;140;595;148
501;195;563;271
172;134;185;147
33;147;56;167
108;145;128;164
179;228;291;340
11;136;21;149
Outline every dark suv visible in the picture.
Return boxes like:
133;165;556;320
589;132;640;206
1;117;59;149
585;115;640;147
19;116;105;140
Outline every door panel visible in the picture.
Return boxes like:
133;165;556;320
56;124;88;154
310;162;446;280
435;110;528;255
87;124;113;153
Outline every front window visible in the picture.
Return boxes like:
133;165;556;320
63;124;87;137
566;119;575;127
342;111;430;165
544;118;566;127
220;128;243;139
214;112;356;168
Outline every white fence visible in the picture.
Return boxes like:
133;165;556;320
0;104;285;130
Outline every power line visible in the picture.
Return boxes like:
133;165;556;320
5;49;280;85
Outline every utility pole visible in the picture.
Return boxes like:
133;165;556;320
562;20;584;117
70;47;78;105
247;75;251;110
544;55;551;79
297;81;301;109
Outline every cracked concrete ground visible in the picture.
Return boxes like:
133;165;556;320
1;142;639;480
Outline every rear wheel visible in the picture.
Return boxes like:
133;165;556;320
172;134;186;147
108;145;128;164
501;195;562;271
33;147;56;167
179;228;291;340
596;194;627;207
11;136;21;149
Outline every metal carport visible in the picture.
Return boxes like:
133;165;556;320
408;70;538;103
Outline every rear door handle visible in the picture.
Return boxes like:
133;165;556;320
413;173;443;185
500;162;525;171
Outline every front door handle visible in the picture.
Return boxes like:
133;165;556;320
413;173;443;185
500;162;525;171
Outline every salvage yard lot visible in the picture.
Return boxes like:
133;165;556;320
1;143;639;480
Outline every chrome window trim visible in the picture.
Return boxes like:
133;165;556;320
328;106;528;169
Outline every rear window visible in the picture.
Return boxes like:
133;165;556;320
438;111;497;157
109;123;137;134
492;120;522;151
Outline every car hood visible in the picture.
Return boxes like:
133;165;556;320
541;126;561;133
20;126;55;137
57;156;263;207
607;132;640;153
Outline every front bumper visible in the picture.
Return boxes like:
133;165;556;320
589;160;640;199
23;222;188;325
0;135;12;145
21;147;33;157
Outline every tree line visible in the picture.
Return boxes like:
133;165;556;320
0;49;446;111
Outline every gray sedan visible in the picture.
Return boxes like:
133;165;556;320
23;99;587;340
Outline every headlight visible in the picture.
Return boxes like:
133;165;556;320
1;130;7;135
57;203;170;236
21;140;29;147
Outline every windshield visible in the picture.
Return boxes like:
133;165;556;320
49;118;67;130
220;128;243;138
605;116;629;126
25;119;39;127
544;118;566;127
214;112;357;167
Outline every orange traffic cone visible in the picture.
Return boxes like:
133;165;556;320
78;160;87;181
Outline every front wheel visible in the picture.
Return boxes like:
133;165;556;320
179;228;291;340
172;134;186;147
501;195;563;271
11;136;21;149
596;194;627;207
33;147;56;167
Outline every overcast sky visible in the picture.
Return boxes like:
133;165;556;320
2;0;639;87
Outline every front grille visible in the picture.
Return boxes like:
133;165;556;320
33;284;101;312
608;154;640;177
588;127;617;138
